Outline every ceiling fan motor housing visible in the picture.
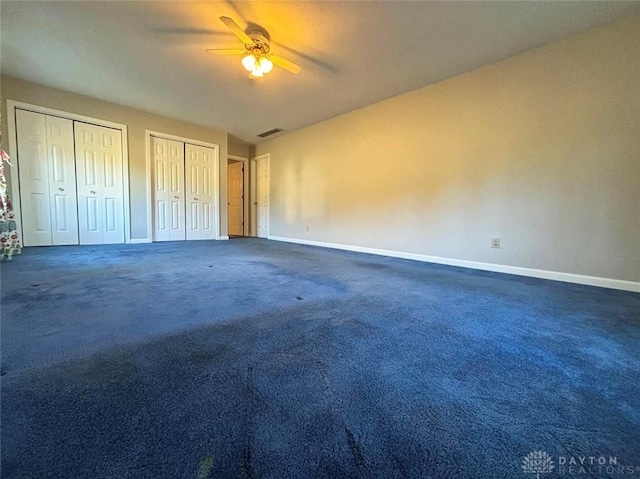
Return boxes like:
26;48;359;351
247;31;270;55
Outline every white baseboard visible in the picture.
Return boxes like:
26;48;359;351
268;236;640;293
132;237;230;243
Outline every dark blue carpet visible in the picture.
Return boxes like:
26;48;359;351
1;239;639;478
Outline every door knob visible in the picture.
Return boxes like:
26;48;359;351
174;196;179;199
90;190;96;195
194;198;199;201
58;188;64;192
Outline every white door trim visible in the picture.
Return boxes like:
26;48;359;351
6;99;132;244
228;154;249;237
145;130;221;241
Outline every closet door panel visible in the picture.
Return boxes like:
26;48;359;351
185;144;215;240
16;110;51;246
75;125;103;245
152;137;185;241
75;122;124;245
99;127;124;244
165;140;185;241
46;116;78;245
152;137;169;241
17;110;77;246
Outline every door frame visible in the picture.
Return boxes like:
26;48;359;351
250;153;270;238
145;130;221;241
6;100;132;245
228;154;249;237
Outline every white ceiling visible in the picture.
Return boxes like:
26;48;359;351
2;1;640;145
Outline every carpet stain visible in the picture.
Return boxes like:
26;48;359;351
345;427;366;468
195;455;214;479
315;361;329;386
241;446;254;479
246;365;256;396
315;361;333;406
391;454;410;479
316;361;346;423
189;349;225;366
242;365;257;479
318;361;368;470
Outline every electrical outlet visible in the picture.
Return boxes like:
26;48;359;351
491;238;501;249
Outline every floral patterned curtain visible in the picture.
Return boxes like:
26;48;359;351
1;149;21;260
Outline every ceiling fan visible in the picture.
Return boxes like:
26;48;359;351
207;16;301;78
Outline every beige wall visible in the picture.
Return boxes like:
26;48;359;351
1;75;229;240
257;17;640;283
228;140;250;159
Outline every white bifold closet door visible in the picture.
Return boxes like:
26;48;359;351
185;143;215;240
152;137;185;241
152;137;216;241
16;109;78;246
74;122;125;245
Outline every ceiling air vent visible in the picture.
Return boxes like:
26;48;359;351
257;128;283;138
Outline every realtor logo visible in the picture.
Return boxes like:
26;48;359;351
522;451;555;479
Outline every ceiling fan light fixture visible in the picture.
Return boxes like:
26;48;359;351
245;53;273;78
259;57;273;74
249;67;264;79
241;54;256;72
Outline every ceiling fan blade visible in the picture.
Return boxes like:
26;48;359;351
270;54;302;74
219;16;252;45
206;48;246;55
